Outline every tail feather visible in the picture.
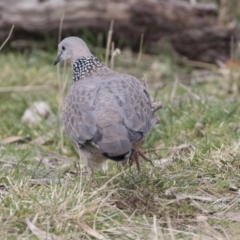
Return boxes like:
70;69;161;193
97;124;132;161
102;151;131;161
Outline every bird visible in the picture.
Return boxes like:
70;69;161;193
54;36;161;174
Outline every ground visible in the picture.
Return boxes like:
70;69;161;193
0;41;240;239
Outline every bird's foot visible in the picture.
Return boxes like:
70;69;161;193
74;161;81;175
129;150;154;172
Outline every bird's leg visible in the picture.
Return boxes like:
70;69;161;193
137;150;148;160
134;152;141;172
129;150;135;167
129;150;141;172
74;161;81;175
90;169;97;187
129;149;154;171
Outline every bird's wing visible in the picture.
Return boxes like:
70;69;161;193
108;73;153;142
62;80;100;148
63;73;153;149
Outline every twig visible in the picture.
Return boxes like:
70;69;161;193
144;146;169;154
105;20;114;66
78;222;105;240
110;41;115;70
170;77;178;102
57;12;67;153
0;85;50;93
182;59;217;70
179;82;201;100
175;193;214;202
58;70;68;152
152;215;158;240
58;11;65;43
0;25;14;51
0;160;17;165
28;178;60;185
167;217;175;240
191;200;210;214
228;35;234;94
137;33;144;64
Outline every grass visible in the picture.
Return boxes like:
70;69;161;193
0;42;240;240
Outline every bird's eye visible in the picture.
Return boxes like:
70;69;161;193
62;46;65;51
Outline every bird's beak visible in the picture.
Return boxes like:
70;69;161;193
54;52;63;66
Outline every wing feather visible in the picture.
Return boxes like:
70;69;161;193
63;81;100;146
63;72;153;148
108;73;153;142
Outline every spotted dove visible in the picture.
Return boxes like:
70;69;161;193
54;36;161;172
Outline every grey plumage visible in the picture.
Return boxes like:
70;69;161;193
54;36;159;172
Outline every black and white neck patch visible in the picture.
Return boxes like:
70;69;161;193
72;55;104;82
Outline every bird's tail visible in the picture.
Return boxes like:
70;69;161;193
97;124;132;161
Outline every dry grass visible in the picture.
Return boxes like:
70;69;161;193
0;43;240;239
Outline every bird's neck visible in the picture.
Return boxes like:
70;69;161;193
72;55;105;82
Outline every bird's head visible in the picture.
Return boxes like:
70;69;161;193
54;36;92;66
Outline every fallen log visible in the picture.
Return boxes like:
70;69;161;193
0;0;239;63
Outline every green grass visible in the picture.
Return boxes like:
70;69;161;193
0;46;240;239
